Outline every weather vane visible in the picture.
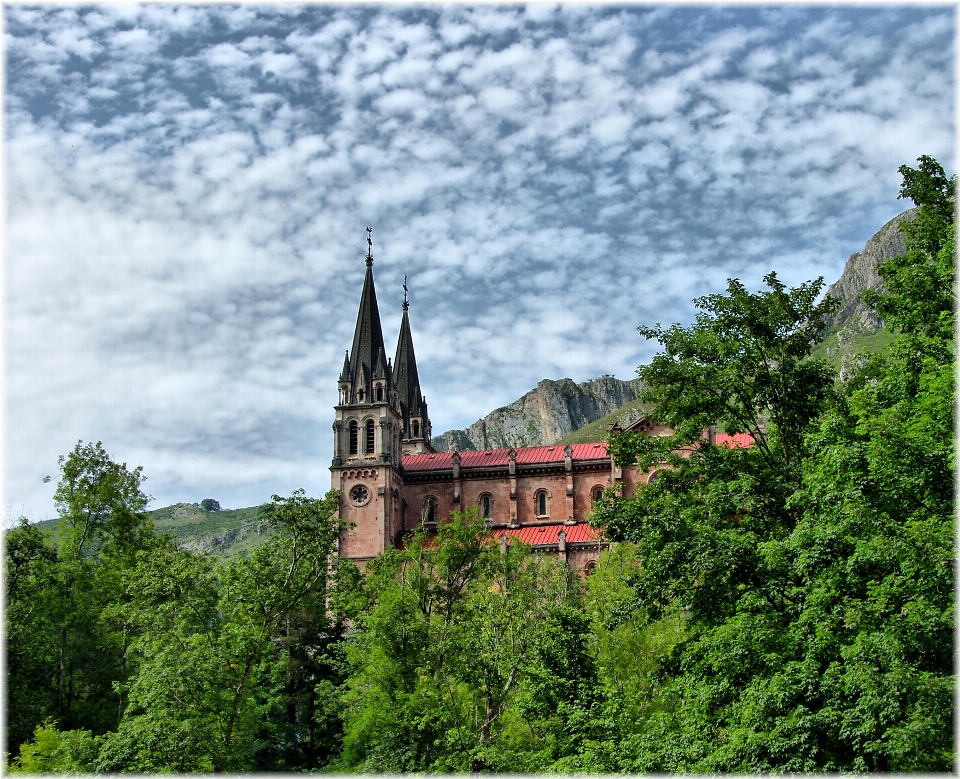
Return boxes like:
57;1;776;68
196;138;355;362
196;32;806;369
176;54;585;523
365;226;373;264
403;274;408;307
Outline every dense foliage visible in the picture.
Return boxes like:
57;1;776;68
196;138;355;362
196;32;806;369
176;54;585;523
595;155;955;772
6;157;953;773
7;450;348;773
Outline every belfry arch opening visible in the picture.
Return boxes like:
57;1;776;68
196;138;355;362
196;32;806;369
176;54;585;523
365;419;376;454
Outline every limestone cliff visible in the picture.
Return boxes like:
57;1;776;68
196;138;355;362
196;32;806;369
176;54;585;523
822;209;915;332
816;208;915;379
432;375;643;452
434;210;915;450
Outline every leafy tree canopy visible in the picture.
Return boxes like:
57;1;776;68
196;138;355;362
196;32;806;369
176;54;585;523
593;156;954;772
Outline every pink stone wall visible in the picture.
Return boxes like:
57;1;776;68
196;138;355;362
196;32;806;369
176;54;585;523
402;464;618;529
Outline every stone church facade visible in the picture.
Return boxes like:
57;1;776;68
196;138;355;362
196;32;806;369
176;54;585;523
330;233;670;574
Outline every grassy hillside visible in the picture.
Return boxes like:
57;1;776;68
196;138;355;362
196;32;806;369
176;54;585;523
148;502;272;560
811;323;897;375
30;502;274;561
556;396;650;445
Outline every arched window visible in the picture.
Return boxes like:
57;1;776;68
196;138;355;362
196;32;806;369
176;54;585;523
479;494;491;519
376;386;384;402
424;497;436;524
592;486;604;503
365;419;376;454
348;420;359;455
584;561;597;576
413;420;420;437
535;490;547;517
358;388;364;402
647;470;660;484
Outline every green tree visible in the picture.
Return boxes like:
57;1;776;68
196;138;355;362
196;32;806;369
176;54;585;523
335;512;592;773
7;721;100;774
600;274;838;629
6;441;156;754
97;489;345;773
5;519;60;751
591;157;954;771
775;155;955;771
53;440;151;562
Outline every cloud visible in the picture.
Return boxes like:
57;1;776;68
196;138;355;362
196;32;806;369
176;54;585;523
4;5;953;522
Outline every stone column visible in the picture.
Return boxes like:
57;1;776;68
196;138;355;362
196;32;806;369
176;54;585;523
564;444;575;524
508;449;518;527
452;450;461;504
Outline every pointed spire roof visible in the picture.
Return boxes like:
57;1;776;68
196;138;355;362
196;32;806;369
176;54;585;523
346;228;389;399
394;284;428;437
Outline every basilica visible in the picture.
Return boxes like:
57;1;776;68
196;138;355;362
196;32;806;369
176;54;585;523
330;232;671;574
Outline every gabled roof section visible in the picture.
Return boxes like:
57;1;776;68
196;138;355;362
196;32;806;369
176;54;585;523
346;231;389;398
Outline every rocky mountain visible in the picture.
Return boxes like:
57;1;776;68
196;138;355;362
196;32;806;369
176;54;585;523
431;375;643;452
815;208;914;378
433;209;916;452
822;209;915;332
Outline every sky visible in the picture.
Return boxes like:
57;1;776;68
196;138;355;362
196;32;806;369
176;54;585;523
5;3;954;521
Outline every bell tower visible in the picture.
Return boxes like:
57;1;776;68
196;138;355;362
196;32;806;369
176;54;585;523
331;228;405;565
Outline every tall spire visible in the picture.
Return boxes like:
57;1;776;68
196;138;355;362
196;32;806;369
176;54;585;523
394;281;428;438
346;227;389;401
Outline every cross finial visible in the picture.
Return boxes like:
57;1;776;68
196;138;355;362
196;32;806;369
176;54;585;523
365;226;373;266
403;274;409;310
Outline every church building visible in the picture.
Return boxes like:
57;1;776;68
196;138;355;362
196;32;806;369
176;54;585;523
330;231;670;574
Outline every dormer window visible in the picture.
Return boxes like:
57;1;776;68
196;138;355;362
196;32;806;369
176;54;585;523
376;386;384;402
348;420;359;455
358;388;365;402
413;421;420;437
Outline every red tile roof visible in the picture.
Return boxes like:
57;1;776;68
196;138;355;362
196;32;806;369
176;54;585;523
397;522;603;551
494;523;602;546
403;442;609;472
714;432;754;448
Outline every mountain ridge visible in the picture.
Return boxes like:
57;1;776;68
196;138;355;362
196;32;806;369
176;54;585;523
431;375;643;452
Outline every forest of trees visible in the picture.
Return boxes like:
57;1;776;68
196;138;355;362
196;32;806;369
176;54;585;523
6;157;954;773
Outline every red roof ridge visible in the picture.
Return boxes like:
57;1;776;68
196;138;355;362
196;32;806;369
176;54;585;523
403;441;611;471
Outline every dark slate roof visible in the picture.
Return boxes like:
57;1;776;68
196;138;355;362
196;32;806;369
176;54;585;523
393;302;426;431
347;253;389;400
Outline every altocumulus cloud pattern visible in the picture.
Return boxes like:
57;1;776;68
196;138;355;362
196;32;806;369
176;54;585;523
5;5;953;520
